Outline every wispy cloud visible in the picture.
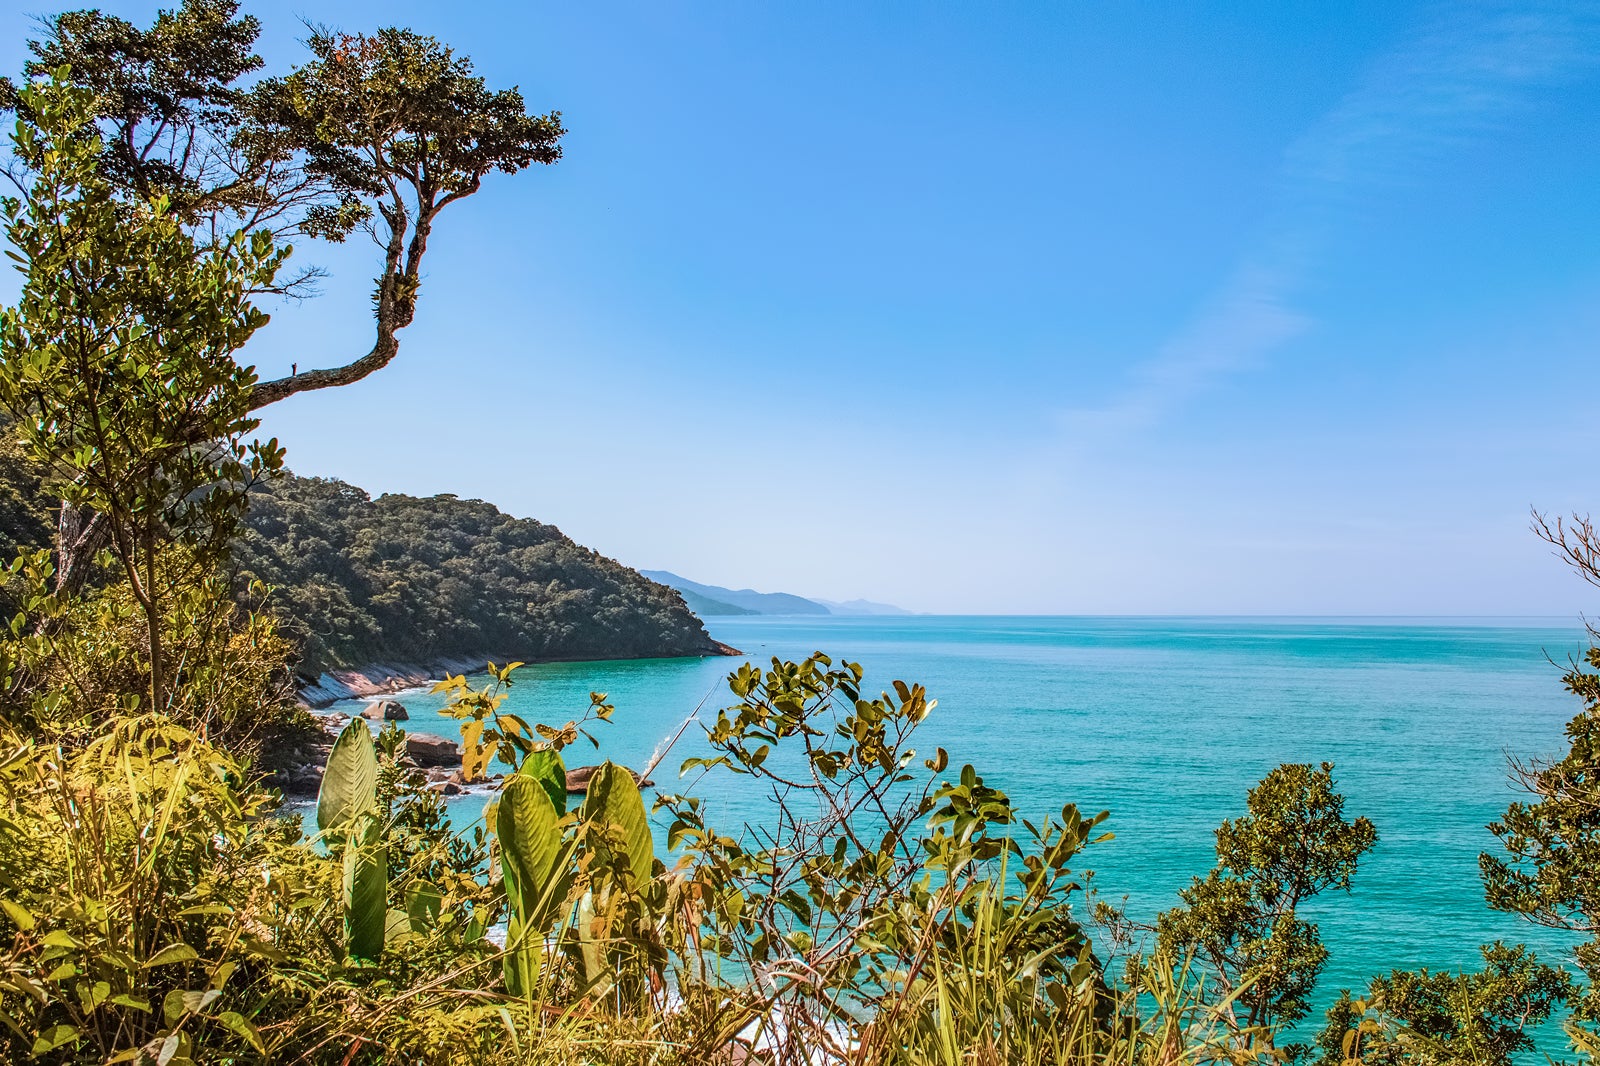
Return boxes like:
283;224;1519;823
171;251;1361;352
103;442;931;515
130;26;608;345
1056;0;1600;445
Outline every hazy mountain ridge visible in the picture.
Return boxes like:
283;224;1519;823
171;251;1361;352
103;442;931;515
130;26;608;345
641;571;908;616
814;598;913;616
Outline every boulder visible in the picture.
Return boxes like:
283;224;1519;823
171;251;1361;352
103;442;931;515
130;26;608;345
564;764;652;794
405;732;460;767
362;699;409;721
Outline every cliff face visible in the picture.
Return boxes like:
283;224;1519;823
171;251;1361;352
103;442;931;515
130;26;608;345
232;473;728;679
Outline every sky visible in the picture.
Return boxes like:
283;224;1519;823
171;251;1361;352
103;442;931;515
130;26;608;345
3;1;1599;615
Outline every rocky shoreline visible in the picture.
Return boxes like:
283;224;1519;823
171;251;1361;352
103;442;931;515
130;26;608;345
277;644;736;796
295;643;743;709
295;657;489;708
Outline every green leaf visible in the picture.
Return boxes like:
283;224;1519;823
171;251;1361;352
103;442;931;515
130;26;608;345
404;881;443;933
384;907;412;945
342;810;387;961
574;889;606;992
162;988;219;1025
317;720;378;835
519;747;568;816
30;1023;77;1054
40;929;81;949
144;943;199;967
582;761;654;889
216;1011;265;1054
0;898;35;930
497;775;564;996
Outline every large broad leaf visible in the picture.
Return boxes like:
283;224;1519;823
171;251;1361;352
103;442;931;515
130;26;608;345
581;762;653;889
404;881;443;934
317;721;377;835
496;776;564;997
498;777;564;920
573;889;606;993
519;748;568;816
342;811;387;961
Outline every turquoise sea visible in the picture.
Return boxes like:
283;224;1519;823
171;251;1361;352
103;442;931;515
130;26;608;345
321;615;1591;1021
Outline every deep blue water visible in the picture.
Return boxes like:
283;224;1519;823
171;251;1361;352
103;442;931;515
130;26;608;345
322;615;1591;1021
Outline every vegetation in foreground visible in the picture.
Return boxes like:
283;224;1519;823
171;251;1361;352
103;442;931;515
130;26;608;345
0;3;1598;1063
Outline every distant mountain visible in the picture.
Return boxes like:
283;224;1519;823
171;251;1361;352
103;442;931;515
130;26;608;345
641;571;830;615
814;598;912;617
673;587;756;617
640;572;910;617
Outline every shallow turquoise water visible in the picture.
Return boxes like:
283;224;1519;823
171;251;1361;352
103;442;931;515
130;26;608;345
324;615;1591;1022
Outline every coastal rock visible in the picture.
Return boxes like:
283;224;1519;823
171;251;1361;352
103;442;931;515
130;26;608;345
279;763;324;796
564;764;652;794
361;699;409;721
406;732;461;768
429;781;464;796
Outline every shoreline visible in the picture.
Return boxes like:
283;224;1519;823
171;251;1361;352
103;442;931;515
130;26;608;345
295;641;742;708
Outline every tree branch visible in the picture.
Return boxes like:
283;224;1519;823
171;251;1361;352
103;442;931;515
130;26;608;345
249;330;402;409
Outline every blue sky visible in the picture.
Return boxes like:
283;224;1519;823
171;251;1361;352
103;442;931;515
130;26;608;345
4;1;1599;614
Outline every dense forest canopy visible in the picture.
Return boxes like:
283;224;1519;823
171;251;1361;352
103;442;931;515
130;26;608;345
233;473;721;677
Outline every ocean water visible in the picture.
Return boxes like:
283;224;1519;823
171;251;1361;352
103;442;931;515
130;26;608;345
320;615;1591;1022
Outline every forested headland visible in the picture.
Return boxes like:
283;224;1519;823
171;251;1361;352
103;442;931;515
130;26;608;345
233;473;727;680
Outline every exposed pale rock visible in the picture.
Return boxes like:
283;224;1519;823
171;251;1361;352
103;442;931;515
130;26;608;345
361;699;409;721
406;732;461;768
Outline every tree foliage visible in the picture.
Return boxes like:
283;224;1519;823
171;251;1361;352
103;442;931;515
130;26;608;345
0;0;308;238
1316;942;1573;1066
1480;647;1600;1015
0;72;287;708
1478;510;1600;1024
240;23;565;408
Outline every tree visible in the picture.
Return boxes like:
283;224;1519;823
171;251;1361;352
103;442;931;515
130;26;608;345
0;73;286;709
1157;761;1378;1055
5;6;566;593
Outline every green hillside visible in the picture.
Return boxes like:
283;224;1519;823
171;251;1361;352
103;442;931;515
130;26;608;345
232;474;725;676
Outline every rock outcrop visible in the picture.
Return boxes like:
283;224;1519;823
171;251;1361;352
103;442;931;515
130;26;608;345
361;699;409;721
405;732;461;768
